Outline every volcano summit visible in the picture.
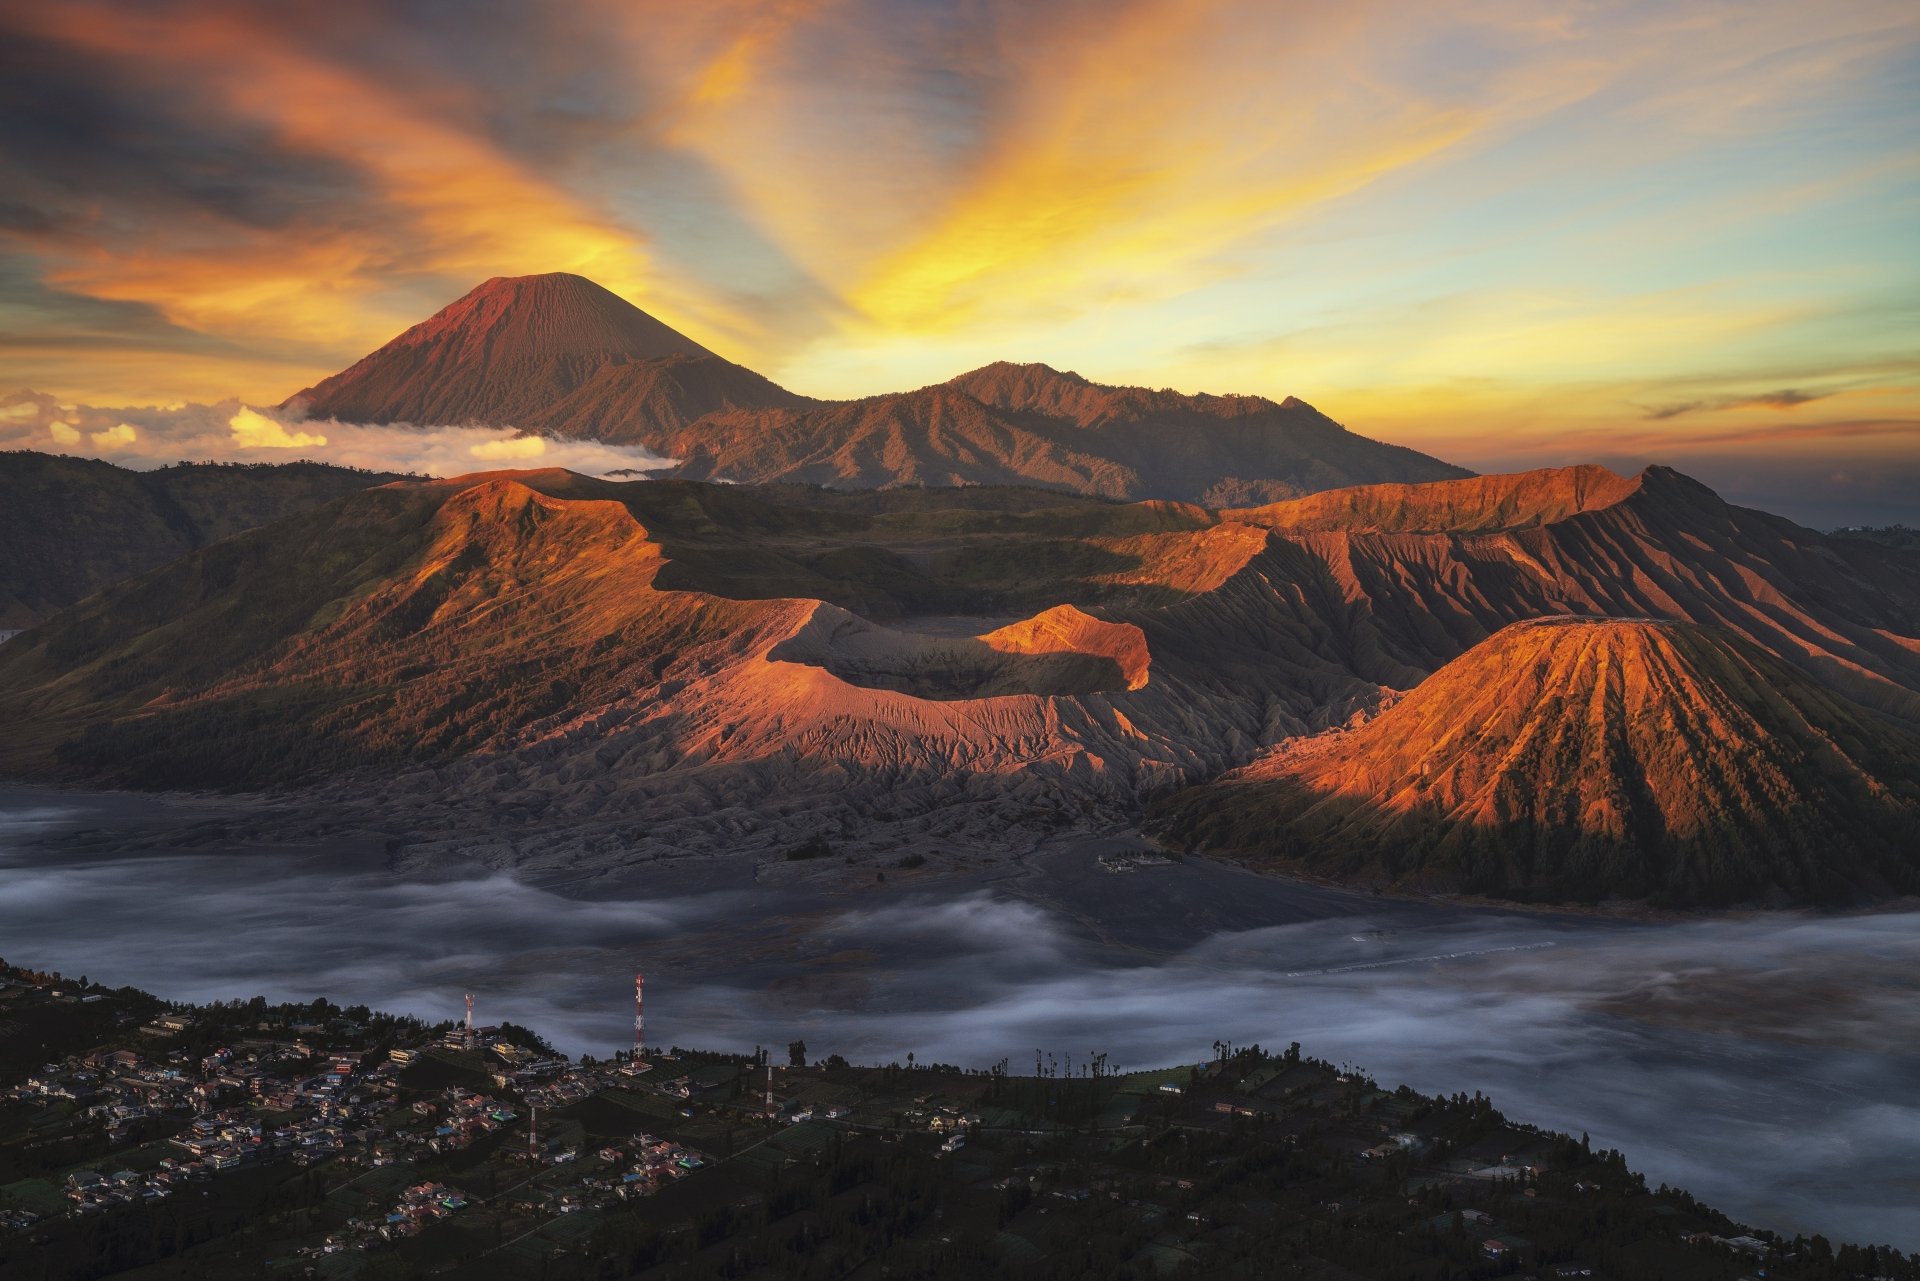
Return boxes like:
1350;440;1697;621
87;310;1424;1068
287;273;1468;504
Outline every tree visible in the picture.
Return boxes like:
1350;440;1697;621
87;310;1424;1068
788;1040;807;1068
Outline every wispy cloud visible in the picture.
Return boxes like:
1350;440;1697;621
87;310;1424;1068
1642;387;1832;419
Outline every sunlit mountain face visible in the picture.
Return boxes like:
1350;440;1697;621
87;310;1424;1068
5;455;1917;908
2;1;1917;526
4;5;1920;1272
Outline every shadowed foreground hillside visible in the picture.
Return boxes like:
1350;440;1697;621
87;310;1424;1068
0;452;405;628
1155;618;1920;907
2;960;1914;1280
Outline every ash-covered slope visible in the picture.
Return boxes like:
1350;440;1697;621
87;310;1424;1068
1155;618;1920;906
5;462;1918;896
0;474;1263;855
1218;464;1920;719
0;452;404;628
283;274;1466;502
286;273;806;432
0;474;803;785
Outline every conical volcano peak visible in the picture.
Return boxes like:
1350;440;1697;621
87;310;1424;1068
395;273;714;364
286;272;1467;496
284;272;745;428
1157;615;1920;906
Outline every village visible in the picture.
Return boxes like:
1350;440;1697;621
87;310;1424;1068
0;962;1908;1281
1;973;722;1263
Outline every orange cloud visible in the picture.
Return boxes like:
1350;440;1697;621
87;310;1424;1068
89;422;138;450
8;3;669;361
844;0;1591;333
1;0;1915;508
679;0;838;111
229;405;326;449
468;435;548;461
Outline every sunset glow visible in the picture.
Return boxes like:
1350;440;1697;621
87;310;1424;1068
1;0;1916;520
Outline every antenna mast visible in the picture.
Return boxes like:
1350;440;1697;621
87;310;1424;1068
633;973;645;1060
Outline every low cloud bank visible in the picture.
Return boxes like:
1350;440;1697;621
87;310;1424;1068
1;794;1915;1249
0;390;675;478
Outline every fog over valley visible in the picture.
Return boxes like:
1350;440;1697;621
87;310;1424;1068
6;789;1915;1251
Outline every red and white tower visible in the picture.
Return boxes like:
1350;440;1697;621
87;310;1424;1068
464;992;474;1045
633;973;645;1060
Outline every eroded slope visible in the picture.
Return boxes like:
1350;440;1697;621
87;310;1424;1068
1156;618;1920;905
4;463;1918;895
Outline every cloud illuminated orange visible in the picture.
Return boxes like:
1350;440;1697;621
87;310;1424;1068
0;0;1916;522
7;2;661;353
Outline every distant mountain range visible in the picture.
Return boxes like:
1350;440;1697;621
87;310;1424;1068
287;273;1469;504
4;458;1916;905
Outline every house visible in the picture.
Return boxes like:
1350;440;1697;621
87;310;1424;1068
1482;1234;1533;1261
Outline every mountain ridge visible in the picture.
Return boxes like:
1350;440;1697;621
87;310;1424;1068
0;452;405;629
283;272;1470;504
4;460;1919;903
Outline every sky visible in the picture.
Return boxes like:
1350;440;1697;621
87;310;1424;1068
1;0;1917;525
